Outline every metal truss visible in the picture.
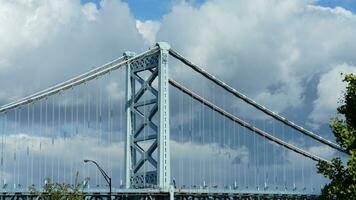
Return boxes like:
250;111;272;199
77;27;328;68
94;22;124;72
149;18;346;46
125;43;171;190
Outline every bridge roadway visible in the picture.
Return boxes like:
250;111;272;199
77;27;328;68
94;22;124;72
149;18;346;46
0;188;318;199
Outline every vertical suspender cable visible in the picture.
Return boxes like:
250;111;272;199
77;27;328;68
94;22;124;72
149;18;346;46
113;74;116;185
257;120;260;189
87;88;91;187
191;90;194;187
309;135;312;192
27;104;29;188
82;84;86;185
95;83;99;187
120;72;124;185
253;120;257;189
210;94;212;188
108;79;112;185
52;97;55;182
39;100;42;188
224;95;228;187
222;93;225;187
57;94;61;183
18;108;21;188
180;85;184;187
199;89;201;187
45;99;48;182
293;129;295;190
98;81;102;187
14;109;17;189
75;89;79;184
4;113;7;188
235;111;238;189
207;94;210;187
85;88;89;184
211;92;214;187
86;87;92;187
283;124;286;190
202;84;205;188
244;119;247;188
31;103;34;187
302;142;305;191
1;113;4;188
264;120;267;189
64;91;67;183
121;73;125;185
189;90;194;186
228;107;231;188
70;88;74;185
273;120;276;189
107;76;110;188
80;85;84;184
203;88;206;187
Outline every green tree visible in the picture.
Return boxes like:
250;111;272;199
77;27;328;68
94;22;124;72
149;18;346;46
29;172;89;200
317;74;356;199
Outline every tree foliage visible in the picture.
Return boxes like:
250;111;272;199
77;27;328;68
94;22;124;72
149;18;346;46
29;172;89;200
317;74;356;199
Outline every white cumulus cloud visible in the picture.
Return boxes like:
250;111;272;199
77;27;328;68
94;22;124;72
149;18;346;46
309;64;356;127
136;20;161;45
157;0;356;121
0;0;147;104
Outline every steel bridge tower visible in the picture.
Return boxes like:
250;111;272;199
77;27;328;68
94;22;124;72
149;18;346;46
125;42;171;191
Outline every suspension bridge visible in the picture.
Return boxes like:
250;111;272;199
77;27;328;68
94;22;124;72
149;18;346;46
0;42;348;199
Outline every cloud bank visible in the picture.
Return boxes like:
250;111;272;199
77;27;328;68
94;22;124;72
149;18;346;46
155;0;356;122
309;64;356;127
0;0;146;104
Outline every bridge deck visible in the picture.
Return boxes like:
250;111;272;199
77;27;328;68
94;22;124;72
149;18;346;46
0;188;318;199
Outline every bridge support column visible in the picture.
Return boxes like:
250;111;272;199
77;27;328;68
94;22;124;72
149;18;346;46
157;42;171;190
124;51;136;189
125;42;171;190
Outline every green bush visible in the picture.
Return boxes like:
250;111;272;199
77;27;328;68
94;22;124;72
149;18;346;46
29;172;89;200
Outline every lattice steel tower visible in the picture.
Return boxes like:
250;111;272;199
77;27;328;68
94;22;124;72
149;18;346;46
124;42;171;190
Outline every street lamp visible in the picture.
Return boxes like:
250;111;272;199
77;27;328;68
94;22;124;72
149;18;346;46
84;159;112;198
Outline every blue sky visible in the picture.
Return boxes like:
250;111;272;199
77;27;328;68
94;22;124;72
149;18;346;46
79;0;206;20
81;0;356;20
80;0;178;20
318;0;356;12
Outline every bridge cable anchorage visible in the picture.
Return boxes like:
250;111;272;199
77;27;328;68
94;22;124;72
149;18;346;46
168;79;332;165
0;47;160;114
168;48;348;155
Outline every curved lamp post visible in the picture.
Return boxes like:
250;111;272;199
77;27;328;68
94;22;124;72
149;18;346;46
84;159;112;198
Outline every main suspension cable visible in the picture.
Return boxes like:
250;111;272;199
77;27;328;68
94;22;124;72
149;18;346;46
169;49;346;154
169;79;331;165
0;47;159;114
